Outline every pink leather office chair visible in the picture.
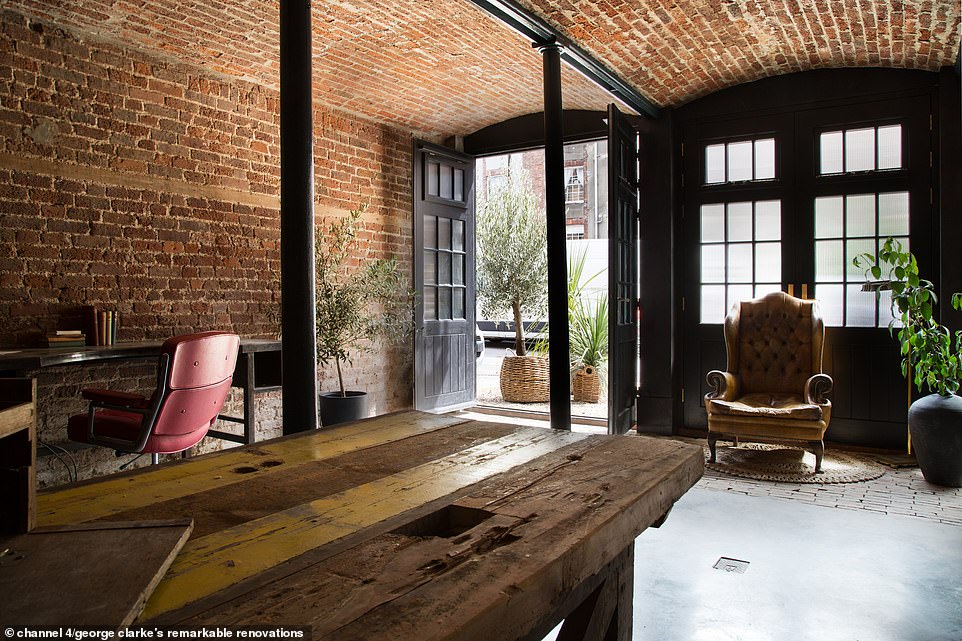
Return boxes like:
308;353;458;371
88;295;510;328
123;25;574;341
68;331;240;463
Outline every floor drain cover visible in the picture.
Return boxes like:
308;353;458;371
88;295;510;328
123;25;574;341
713;557;749;573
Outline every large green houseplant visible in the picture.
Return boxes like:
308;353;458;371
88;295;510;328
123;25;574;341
855;238;962;486
476;168;549;402
315;205;413;425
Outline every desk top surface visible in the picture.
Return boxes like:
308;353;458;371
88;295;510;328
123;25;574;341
35;411;703;638
0;337;281;371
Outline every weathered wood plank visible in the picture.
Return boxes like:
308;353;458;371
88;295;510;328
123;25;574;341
140;426;590;621
168;434;702;641
93;420;518;538
0;520;193;627
38;410;466;527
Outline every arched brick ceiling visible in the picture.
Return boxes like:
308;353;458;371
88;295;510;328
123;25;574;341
521;0;961;107
7;0;961;135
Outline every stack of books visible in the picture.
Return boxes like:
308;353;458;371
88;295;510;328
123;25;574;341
44;330;86;348
82;305;121;346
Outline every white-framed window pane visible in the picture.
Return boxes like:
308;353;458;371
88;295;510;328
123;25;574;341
727;202;753;242
815;196;844;239
755;283;782;298
754;138;775;180
815;284;844;327
820;131;843;174
878;289;899;328
815;240;844;283
877;125;902;170
705;145;726;184
845;128;876;172
846;283;875;327
701;204;726;242
701;245;726;283
727;244;753;283
879;192;909;236
701;285;726;324
727;141;753;182
846;238;876;279
727;284;755;308
754;200;781;241
846;194;876;238
755;243;781;281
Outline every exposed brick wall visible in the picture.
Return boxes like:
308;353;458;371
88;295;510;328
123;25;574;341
0;8;418;485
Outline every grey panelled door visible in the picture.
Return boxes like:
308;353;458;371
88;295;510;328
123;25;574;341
413;140;476;412
607;105;640;434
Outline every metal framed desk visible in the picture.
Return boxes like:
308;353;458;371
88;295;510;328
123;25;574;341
0;338;282;445
29;411;703;638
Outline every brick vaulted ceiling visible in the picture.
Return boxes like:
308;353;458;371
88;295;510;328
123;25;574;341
9;1;961;137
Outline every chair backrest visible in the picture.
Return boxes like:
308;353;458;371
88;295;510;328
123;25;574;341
724;291;825;395
150;332;240;441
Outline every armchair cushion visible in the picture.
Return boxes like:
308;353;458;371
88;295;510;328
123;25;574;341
709;393;823;421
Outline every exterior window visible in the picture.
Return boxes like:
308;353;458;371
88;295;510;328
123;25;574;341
486;174;506;195
565;167;585;203
423;215;467;321
819;125;902;175
699;200;782;324
705;137;775;184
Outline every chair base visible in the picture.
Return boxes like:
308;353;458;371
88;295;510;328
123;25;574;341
709;433;825;473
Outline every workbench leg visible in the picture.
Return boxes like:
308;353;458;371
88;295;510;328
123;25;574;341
556;544;634;641
243;353;256;445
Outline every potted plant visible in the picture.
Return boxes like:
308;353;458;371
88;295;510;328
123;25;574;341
855;238;962;486
570;293;608;403
476;168;549;403
315;205;414;426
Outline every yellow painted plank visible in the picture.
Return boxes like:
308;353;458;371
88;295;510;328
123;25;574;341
140;427;588;620
38;411;465;527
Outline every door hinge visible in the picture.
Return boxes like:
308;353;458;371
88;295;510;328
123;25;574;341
681;388;685;403
681;296;686;312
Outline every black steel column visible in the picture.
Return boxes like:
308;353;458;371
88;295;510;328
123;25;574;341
539;41;571;430
280;0;319;433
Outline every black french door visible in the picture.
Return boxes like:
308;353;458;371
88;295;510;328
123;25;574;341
413;140;477;412
681;95;933;449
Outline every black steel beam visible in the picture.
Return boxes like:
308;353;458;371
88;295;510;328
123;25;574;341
279;0;319;433
540;42;571;431
466;0;659;119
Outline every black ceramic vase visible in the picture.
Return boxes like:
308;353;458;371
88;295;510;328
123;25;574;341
319;391;369;427
908;393;962;487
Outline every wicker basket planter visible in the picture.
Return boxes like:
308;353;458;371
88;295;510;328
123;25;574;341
572;365;600;403
500;354;550;403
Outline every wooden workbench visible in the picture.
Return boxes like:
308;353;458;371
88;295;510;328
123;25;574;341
32;411;703;640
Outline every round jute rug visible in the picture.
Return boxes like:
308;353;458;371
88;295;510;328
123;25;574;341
706;443;887;484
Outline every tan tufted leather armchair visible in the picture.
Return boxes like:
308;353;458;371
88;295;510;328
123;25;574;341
705;291;833;472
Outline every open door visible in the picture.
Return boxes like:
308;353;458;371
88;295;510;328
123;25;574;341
413;140;477;412
607;105;640;434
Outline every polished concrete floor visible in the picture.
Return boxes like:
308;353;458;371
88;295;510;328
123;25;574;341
632;487;962;641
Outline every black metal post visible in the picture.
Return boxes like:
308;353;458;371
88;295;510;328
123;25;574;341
279;0;319;433
539;41;571;430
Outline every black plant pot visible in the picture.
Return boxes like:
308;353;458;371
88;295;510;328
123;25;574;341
908;393;962;487
319;391;369;427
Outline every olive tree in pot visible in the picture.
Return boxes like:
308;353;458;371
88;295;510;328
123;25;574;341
476;168;549;403
856;238;962;486
315;205;414;426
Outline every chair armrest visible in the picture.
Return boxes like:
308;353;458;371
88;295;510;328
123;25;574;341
81;388;150;409
805;373;833;405
706;370;740;401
